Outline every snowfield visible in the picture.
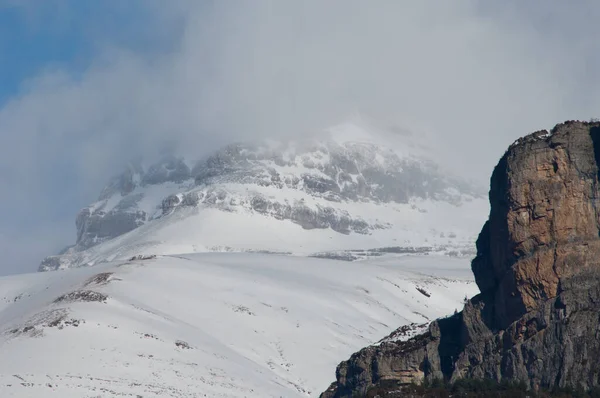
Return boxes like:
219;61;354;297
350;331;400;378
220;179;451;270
0;252;477;397
48;194;488;271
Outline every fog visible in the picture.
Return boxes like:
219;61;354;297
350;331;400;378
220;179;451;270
2;1;600;274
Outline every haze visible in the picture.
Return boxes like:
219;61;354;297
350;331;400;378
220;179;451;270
1;0;600;275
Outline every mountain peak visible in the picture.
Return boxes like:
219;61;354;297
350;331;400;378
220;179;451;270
40;123;487;272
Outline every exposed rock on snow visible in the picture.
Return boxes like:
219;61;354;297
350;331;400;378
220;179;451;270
1;253;478;397
53;290;108;304
39;123;488;271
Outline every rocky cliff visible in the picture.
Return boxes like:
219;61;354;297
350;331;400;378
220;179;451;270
321;120;600;396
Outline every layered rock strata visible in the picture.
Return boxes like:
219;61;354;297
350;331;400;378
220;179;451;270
322;121;600;396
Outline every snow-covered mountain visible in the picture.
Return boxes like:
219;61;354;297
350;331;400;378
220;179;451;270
40;122;488;271
1;253;477;397
0;120;489;397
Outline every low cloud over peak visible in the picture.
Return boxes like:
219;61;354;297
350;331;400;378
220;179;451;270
2;1;600;273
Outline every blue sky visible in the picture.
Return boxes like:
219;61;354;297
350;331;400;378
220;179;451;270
2;1;600;275
0;1;182;104
0;4;86;103
0;0;187;274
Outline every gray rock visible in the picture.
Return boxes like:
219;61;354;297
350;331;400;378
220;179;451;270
181;192;199;207
161;194;181;215
98;162;143;200
191;141;483;205
75;208;146;249
142;155;190;185
40;155;195;271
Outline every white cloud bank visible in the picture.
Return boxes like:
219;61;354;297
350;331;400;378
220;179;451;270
1;1;600;274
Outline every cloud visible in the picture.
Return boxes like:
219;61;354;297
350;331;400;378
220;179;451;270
0;223;72;276
2;1;600;274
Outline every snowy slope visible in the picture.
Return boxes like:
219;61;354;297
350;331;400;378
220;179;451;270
1;253;477;397
44;195;488;271
14;120;487;396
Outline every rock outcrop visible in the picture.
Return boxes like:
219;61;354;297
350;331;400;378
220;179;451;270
321;120;600;397
191;141;481;205
39;155;193;272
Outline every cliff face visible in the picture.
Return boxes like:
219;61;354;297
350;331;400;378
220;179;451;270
321;121;600;397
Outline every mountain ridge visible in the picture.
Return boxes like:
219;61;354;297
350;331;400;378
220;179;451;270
40;122;487;271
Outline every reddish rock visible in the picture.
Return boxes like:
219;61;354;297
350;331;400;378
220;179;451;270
322;121;600;397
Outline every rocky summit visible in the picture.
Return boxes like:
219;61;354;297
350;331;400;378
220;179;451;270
321;120;600;397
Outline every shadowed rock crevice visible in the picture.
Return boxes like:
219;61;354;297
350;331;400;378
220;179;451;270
586;126;600;267
321;120;600;397
589;126;600;227
437;313;463;378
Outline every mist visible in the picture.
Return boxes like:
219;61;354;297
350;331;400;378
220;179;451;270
2;1;600;274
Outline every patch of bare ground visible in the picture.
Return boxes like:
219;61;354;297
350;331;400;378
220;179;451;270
54;290;107;304
128;254;157;261
6;309;85;337
84;272;118;287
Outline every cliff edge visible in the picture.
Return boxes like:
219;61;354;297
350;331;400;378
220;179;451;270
322;120;600;396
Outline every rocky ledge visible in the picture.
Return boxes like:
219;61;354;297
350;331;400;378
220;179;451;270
321;120;600;396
